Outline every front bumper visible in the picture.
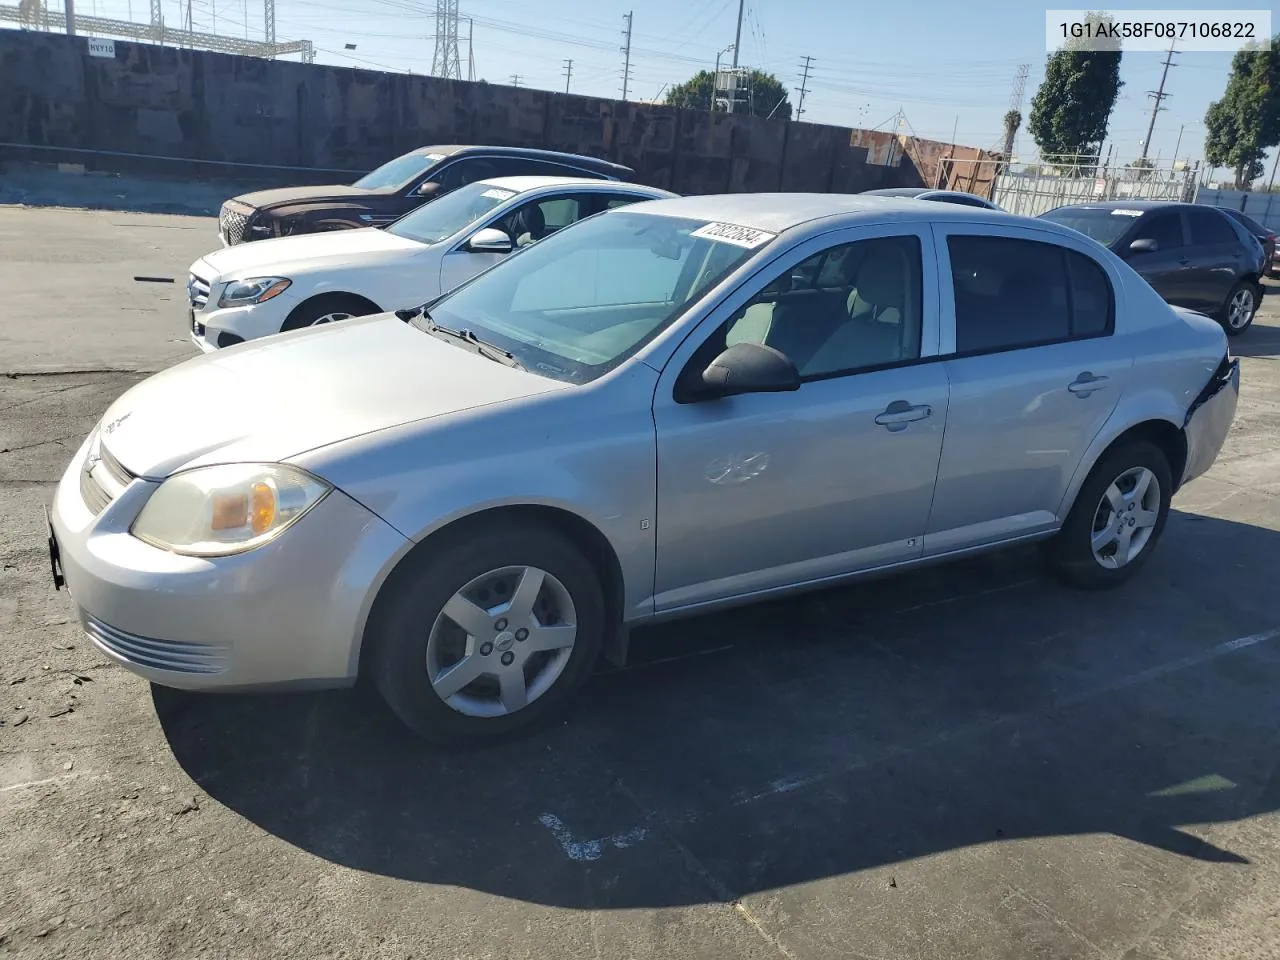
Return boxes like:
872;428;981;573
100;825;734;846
187;267;301;351
49;435;411;691
1182;354;1240;486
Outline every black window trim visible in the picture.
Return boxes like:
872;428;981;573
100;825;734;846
941;233;1116;361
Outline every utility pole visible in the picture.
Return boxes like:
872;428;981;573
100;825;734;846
727;0;745;113
563;58;573;94
1140;42;1177;163
63;0;75;34
1268;147;1280;193
796;55;814;120
510;73;521;87
620;11;633;101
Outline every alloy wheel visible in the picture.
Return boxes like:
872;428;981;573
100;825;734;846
425;565;578;717
1226;288;1255;330
1090;466;1161;569
310;311;353;326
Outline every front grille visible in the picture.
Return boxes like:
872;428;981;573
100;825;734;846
79;468;112;515
219;204;250;245
79;439;135;516
188;272;211;309
84;614;229;675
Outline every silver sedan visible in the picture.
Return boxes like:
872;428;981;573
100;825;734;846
47;194;1240;742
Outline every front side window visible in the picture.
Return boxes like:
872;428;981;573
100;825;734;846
424;212;764;382
352;151;446;190
492;195;589;248
1132;211;1183;250
713;235;924;378
385;182;520;245
948;235;1112;354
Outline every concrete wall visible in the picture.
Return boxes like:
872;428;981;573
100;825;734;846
0;29;990;195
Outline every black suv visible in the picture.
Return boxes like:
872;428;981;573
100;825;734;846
217;145;636;246
1038;200;1265;335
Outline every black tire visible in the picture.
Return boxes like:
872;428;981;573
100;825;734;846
1217;279;1259;337
368;522;606;744
281;294;378;332
1044;440;1172;590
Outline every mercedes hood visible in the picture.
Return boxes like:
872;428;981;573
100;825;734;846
198;227;425;280
92;315;566;479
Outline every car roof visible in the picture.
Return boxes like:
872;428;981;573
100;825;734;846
1046;200;1199;214
406;145;634;174
861;187;930;197
474;176;672;195
619;192;1016;235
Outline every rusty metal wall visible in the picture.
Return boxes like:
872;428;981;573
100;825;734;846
0;29;988;195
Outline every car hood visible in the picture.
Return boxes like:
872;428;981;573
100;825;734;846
94;315;566;479
198;228;425;280
231;184;383;210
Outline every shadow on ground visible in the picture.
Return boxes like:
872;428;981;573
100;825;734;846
155;511;1280;909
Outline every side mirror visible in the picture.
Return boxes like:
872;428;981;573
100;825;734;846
416;181;442;198
1128;237;1158;255
693;342;800;400
466;227;513;254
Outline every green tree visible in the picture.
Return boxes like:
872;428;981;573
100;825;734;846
664;69;792;120
1028;11;1123;171
1204;36;1280;189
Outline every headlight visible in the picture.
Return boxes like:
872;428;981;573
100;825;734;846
131;463;330;557
218;277;291;307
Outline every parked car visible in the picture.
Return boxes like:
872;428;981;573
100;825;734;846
189;176;674;351
1215;206;1277;276
1037;201;1265;335
48;195;1239;743
216;145;637;246
861;186;1004;210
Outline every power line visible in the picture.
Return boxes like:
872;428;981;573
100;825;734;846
796;55;814;120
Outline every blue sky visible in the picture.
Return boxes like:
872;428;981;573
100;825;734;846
78;0;1263;177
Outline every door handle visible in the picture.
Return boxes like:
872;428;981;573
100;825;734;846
1067;373;1109;395
875;400;932;427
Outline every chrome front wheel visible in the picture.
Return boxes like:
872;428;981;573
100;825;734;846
309;311;353;326
1221;282;1257;335
426;565;578;718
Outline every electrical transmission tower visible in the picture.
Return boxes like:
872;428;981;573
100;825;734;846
1140;43;1177;162
796;55;814;120
430;0;462;80
620;11;632;101
1000;62;1030;159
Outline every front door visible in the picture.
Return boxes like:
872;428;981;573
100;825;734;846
1122;209;1191;306
924;225;1127;555
652;226;950;612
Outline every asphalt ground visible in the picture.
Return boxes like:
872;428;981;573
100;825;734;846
3;205;1280;960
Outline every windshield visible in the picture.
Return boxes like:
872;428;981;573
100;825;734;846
352;151;446;190
385;182;520;245
423;211;767;383
1038;207;1135;246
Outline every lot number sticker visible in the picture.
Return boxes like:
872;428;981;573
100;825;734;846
690;222;777;248
481;188;517;201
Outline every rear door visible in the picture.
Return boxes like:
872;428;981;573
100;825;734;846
924;223;1128;555
1122;209;1191;306
1183;207;1249;313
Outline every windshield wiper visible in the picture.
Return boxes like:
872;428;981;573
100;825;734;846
404;307;524;370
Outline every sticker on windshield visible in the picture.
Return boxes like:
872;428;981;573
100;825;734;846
481;188;517;201
1110;208;1144;217
425;153;446;162
689;221;777;248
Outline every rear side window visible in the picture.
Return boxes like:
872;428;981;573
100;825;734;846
1132;211;1183;250
1186;208;1240;246
948;236;1113;354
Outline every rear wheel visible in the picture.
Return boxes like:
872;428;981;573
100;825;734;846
369;523;606;743
1218;280;1258;336
1045;440;1172;589
281;294;378;332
